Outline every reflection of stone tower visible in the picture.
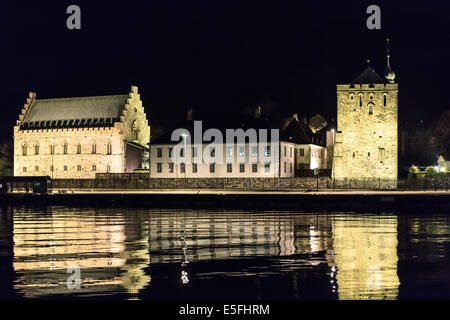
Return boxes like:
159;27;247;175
333;39;398;188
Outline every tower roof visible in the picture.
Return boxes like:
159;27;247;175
352;67;386;84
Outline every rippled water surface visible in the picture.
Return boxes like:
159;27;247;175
0;206;449;299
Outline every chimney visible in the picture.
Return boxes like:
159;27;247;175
187;108;193;121
254;106;262;119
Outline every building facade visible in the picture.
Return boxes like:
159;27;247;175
14;86;150;179
333;48;398;188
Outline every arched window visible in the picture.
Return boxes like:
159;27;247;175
22;144;27;156
132;121;139;141
91;141;96;154
383;93;387;107
359;93;363;107
63;142;68;154
107;141;112;155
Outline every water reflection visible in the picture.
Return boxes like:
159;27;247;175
1;206;449;299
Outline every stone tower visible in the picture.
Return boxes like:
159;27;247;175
333;40;398;188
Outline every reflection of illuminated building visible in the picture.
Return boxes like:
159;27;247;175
12;207;150;298
332;216;399;300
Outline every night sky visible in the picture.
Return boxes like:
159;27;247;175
1;1;450;141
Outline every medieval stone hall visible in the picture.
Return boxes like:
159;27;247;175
14;86;150;179
333;44;398;188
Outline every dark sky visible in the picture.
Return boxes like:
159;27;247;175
1;0;449;141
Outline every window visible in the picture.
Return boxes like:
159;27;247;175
23;167;26;173
157;163;162;173
352;152;355;158
383;94;387;106
192;147;197;158
91;142;96;154
210;163;215;173
226;147;233;157
50;165;54;172
92;165;96;171
77;143;81;154
265;146;271;157
264;163;270;173
240;163;245;173
368;152;371;157
192;163;198;173
239;146;245;157
157;148;162;157
284;146;287;157
227;163;232;173
169;148;173;157
169;163;174;173
369;105;373;115
359;94;363;107
284;162;286;173
290;147;292;157
22;144;27;156
378;148;386;164
35;166;39;172
34;145;39;155
132;121;139;140
106;165;111;172
77;165;81;171
64;165;68;171
290;163;292;173
107;141;112;155
63;143;68;154
252;163;258;173
180;163;185;173
180;148;184;157
50;144;55;155
252;146;258;157
300;148;305;156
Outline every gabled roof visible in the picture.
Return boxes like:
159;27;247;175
21;94;128;129
281;116;312;145
352;67;386;84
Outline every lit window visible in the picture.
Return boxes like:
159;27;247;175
265;146;271;157
226;147;233;157
239;146;245;157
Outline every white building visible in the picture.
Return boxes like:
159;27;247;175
150;114;295;178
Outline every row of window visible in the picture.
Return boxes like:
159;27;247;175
156;163;273;174
157;146;273;158
351;148;386;163
22;142;113;156
22;165;111;172
350;93;388;107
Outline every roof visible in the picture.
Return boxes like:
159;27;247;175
352;67;386;84
21;94;128;130
151;116;288;145
282;116;313;144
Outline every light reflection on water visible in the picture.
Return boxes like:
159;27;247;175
0;206;449;299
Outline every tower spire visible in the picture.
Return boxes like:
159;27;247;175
384;37;396;83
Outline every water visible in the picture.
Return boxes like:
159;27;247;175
0;206;449;300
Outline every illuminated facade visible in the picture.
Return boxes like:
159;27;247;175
13;86;150;179
333;46;398;188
